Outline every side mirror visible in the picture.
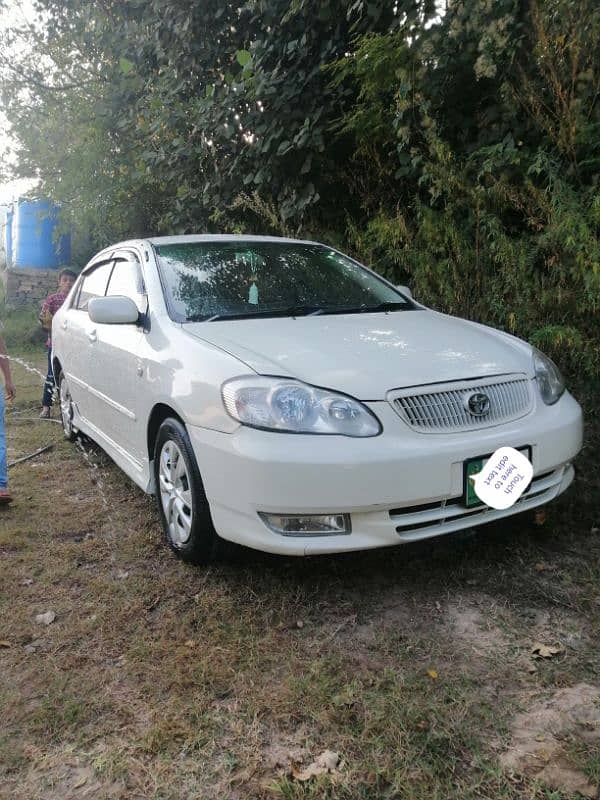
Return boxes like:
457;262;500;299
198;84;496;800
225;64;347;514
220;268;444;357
395;285;413;299
88;296;140;325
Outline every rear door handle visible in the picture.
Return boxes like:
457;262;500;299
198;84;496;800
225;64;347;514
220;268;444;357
87;330;97;343
61;320;68;329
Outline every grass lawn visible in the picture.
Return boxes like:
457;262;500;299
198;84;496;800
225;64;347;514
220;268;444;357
1;351;598;799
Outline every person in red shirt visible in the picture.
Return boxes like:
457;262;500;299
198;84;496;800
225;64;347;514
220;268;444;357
39;269;76;418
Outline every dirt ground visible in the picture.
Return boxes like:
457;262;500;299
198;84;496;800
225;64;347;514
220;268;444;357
1;355;598;799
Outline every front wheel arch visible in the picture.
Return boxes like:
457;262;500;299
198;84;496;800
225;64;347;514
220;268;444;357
147;403;185;466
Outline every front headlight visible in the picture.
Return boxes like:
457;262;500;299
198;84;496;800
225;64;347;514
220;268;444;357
533;348;565;405
222;376;382;436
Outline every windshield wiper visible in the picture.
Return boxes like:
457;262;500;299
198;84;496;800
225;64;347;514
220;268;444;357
187;305;326;323
319;301;410;315
283;305;325;317
185;302;409;323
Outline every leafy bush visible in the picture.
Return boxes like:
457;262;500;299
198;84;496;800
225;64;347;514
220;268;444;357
1;0;597;377
0;307;45;352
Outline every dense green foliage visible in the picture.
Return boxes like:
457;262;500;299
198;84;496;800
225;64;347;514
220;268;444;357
1;0;598;376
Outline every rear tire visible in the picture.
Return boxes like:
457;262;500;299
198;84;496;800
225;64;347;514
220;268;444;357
154;417;221;564
58;371;77;442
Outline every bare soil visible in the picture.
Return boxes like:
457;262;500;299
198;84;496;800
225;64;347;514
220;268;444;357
1;355;598;799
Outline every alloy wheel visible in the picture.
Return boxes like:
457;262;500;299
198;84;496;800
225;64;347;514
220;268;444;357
158;440;194;546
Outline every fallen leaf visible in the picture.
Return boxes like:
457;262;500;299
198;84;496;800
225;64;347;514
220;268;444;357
72;774;88;789
184;640;195;648
291;750;340;781
531;642;565;659
35;611;56;626
427;669;438;679
534;562;550;572
0;640;10;648
296;620;304;629
534;510;547;526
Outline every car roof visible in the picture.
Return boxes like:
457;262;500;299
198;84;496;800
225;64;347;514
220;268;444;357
96;234;322;253
83;234;329;270
146;234;321;246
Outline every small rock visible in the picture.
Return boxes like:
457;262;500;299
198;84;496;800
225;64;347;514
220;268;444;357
35;611;56;626
24;638;50;653
291;750;340;781
563;634;586;653
116;569;129;580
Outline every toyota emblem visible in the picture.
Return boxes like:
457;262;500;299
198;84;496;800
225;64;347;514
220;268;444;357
465;392;491;417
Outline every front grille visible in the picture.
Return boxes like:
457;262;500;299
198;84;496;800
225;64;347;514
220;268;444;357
389;467;564;541
390;374;532;432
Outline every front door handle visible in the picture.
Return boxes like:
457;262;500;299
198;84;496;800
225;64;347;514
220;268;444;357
61;320;68;330
87;330;97;343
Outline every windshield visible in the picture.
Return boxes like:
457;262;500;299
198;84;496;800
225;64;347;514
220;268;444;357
154;241;414;322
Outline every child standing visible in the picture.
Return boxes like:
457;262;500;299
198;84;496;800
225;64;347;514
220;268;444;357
0;325;16;504
39;268;76;418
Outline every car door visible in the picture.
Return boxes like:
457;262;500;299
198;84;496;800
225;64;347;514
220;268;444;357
89;250;148;464
60;259;115;423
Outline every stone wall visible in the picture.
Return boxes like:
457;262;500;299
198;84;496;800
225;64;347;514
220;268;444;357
1;267;60;309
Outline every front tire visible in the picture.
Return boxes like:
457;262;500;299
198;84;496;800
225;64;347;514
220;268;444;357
154;418;220;564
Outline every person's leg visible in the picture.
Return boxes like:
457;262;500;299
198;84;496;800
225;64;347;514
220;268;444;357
0;387;10;502
41;346;54;416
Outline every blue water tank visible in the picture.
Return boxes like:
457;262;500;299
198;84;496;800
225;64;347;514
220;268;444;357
12;198;71;270
5;206;13;267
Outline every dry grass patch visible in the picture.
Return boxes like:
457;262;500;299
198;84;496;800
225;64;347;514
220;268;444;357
0;353;598;799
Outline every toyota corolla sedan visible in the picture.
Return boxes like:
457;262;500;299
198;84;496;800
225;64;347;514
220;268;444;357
51;235;583;563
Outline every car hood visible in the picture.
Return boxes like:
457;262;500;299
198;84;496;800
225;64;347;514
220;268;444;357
183;309;534;399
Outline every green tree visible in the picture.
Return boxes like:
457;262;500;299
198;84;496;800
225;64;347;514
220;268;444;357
1;0;597;376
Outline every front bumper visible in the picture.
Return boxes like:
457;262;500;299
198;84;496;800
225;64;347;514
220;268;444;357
189;390;583;555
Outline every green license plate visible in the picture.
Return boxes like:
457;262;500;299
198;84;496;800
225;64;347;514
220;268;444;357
463;446;532;508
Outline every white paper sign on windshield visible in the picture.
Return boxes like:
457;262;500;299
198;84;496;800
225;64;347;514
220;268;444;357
470;446;534;510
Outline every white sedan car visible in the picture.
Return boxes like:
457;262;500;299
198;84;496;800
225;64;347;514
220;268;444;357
52;235;583;563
